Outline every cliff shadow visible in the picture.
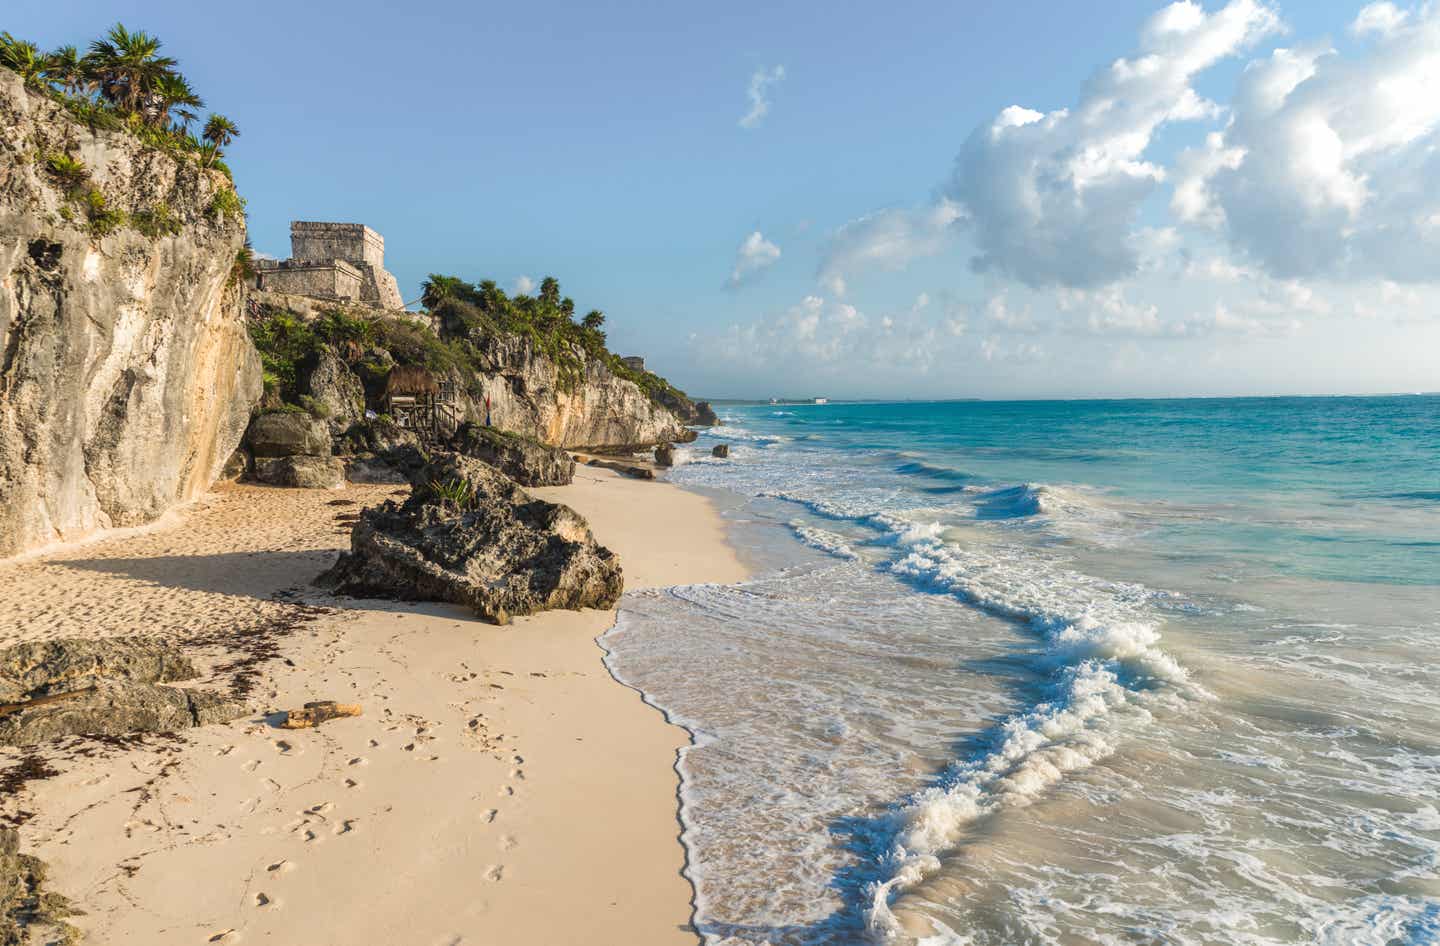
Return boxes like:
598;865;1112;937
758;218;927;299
53;549;342;601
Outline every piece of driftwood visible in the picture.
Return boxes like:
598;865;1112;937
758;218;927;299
0;685;96;719
279;701;362;729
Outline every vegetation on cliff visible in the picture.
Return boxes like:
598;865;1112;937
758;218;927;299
0;24;241;178
249;274;694;421
419;273;690;404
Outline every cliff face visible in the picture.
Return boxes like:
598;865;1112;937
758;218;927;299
0;71;262;557
462;333;690;450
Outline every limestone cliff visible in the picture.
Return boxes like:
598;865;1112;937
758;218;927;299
0;70;262;557
462;332;692;450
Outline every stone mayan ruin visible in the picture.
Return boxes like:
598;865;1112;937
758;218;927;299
254;221;406;309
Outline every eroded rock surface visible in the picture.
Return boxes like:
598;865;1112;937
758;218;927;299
1;826;77;946
317;453;622;623
245;412;331;458
0;638;245;746
450;422;574;486
0;70;262;557
253;455;345;489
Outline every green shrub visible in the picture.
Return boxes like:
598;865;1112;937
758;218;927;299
42;152;88;190
209;188;244;221
426;477;479;510
247;309;318;401
132;201;182;238
298;394;332;419
81;188;125;236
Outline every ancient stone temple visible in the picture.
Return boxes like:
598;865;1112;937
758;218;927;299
254;221;405;309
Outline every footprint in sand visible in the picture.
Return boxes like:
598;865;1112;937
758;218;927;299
483;865;504;882
482;809;498;824
335;819;357;836
273;740;297;755
499;835;518;851
241;760;261;773
254;892;277;909
266;860;296;876
208;930;240;943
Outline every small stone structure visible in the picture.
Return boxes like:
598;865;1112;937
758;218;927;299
255;222;405;309
621;355;646;372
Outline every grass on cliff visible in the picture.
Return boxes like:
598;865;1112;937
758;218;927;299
420;274;690;406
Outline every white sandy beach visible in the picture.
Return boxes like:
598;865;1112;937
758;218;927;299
0;466;747;945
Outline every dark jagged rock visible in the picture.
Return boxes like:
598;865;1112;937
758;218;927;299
336;417;422;456
0;638;246;747
0;679;245;747
317;453;622;623
450;423;574;487
1;825;79;946
245;412;331;458
654;443;675;467
253;455;345;489
344;454;409;485
693;401;721;426
711;444;730;458
584;457;655;480
221;446;252;481
0;637;199;702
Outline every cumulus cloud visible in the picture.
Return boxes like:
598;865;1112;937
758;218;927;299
512;275;535;295
817;200;963;295
947;0;1279;288
1173;5;1440;282
727;231;782;288
739;65;786;129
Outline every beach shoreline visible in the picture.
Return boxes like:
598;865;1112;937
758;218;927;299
0;465;747;945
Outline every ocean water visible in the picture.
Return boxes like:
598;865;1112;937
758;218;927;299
602;397;1440;946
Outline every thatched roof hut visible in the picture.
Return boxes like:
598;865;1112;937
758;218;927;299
385;365;439;398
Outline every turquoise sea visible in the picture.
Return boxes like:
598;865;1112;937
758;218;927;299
603;396;1440;945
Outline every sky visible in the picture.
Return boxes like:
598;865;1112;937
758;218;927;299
12;0;1440;399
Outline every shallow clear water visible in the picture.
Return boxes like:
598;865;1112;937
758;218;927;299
602;396;1440;945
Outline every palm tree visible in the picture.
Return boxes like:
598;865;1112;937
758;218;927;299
581;311;606;331
202;113;239;149
42;45;88;96
420;274;468;311
85;24;178;116
152;72;203;129
0;33;48;87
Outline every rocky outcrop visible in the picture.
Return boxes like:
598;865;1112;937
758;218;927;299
451;332;690;450
2;826;78;946
297;345;365;433
245;412;331;457
693;401;720;426
0;637;246;746
0;70;261;557
654;443;675;467
711;444;729;458
450;421;574;486
317;453;623;623
253;455;345;489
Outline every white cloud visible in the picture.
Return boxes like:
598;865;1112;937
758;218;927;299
1178;7;1440;281
1351;2;1410;36
512;275;535;295
727;231;782;288
817;200;962;295
947;0;1279;288
739;65;785;129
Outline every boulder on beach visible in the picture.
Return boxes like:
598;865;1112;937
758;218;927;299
711;444;730;458
2;825;78;945
316;453;623;624
245;412;332;458
450;422;574;486
654;443;675;467
693;401;721;426
253;455;346;489
0;638;246;747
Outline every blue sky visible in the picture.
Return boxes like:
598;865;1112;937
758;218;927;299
12;1;1440;399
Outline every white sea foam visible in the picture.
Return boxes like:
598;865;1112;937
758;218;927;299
856;515;1200;937
788;521;860;560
